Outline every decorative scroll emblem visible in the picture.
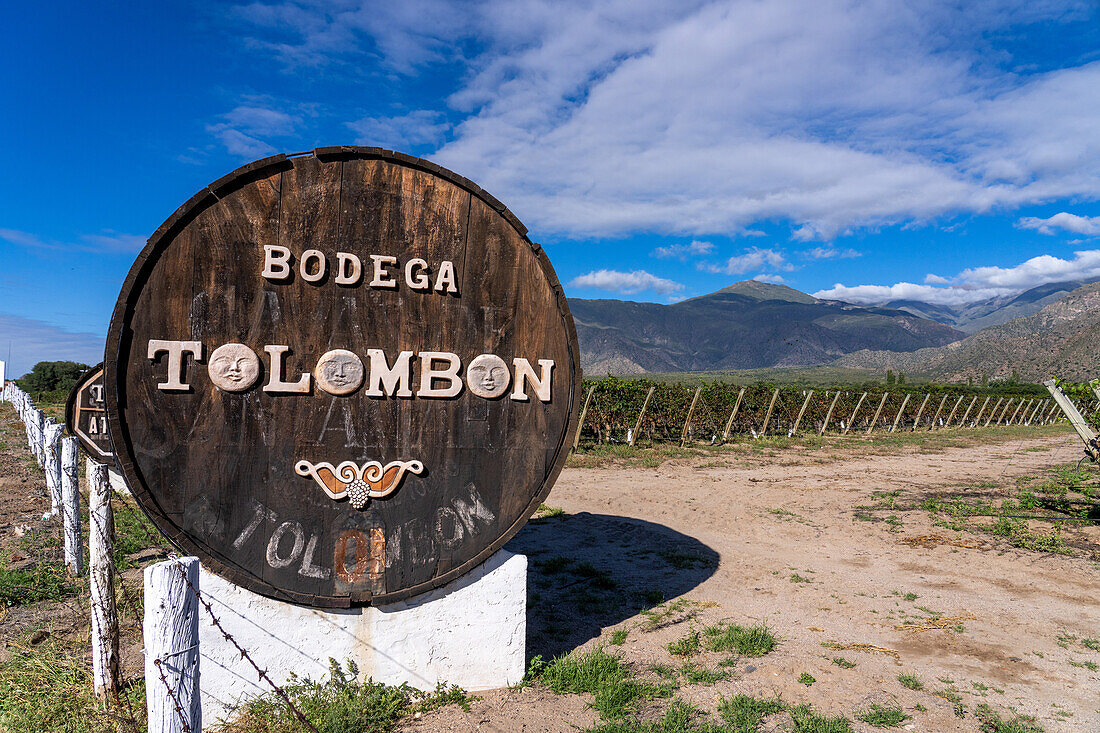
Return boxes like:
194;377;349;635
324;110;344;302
295;459;425;509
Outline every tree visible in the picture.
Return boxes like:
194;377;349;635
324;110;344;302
897;372;905;385
16;361;90;398
885;369;895;386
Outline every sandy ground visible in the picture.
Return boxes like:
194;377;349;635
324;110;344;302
405;431;1099;732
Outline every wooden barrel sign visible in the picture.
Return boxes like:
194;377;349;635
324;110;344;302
65;362;116;462
105;148;581;606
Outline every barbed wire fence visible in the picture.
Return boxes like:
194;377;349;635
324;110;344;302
0;381;326;733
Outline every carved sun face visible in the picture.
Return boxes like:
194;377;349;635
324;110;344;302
208;343;261;391
314;349;365;395
466;354;510;398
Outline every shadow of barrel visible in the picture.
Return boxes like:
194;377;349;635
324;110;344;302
505;511;719;661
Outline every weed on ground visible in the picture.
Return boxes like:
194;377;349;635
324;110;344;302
218;659;473;732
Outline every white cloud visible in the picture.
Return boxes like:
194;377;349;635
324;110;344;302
81;231;146;253
806;246;860;259
703;247;792;275
652;240;714;259
568;269;684;295
1017;212;1100;236
0;228;57;250
1;228;146;254
207;104;301;157
0;313;105;379
753;273;786;284
814;249;1100;305
348;110;450;148
231;1;1100;241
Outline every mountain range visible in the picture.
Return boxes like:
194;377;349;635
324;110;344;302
835;281;1100;382
571;278;1099;379
881;277;1100;333
570;281;963;375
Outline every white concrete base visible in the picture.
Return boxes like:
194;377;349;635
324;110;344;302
197;550;527;729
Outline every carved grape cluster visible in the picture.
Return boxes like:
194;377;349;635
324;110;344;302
345;479;370;510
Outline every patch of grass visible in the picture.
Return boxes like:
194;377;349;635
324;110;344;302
649;664;678;680
858;704;909;728
667;631;701;657
789;573;811;584
532;504;565;520
717;694;785;732
587;699;704;733
640;598;698;630
974;704;1045;733
0;558;78;607
903;592;918;602
534;647;671;721
224;659;473;732
1082;637;1100;652
610;630;629;646
0;632;145;732
702;621;776;657
679;663;728;686
831;657;856;669
787;704;853;733
798;672;815;686
1068;660;1098;671
935;688;966;718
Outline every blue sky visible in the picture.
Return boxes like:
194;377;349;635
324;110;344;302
3;0;1100;376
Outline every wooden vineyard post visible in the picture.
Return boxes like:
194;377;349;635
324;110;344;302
820;391;841;435
89;462;120;700
629;386;655;446
1008;399;1027;425
790;390;813;436
958;396;978;428
60;437;82;575
1028;399;1047;425
573;385;596;451
866;392;889;434
722;387;746;441
757;388;780;438
843;392;868;435
1044;380;1099;459
996;398;1016;425
972;396;991;427
145;557;201;733
943;396;965;428
911;393;931;431
928;395;948;430
1023;400;1039;425
680;387;702;446
984;397;1004;427
889;393;911;433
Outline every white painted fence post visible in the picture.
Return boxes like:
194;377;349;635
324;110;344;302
61;436;82;575
89;461;121;700
44;423;64;516
145;557;201;733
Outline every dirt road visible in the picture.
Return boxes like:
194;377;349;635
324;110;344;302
409;431;1100;732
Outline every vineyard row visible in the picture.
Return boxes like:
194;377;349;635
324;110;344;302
573;378;1089;447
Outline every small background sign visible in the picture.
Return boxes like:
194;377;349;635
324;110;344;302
65;363;115;462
